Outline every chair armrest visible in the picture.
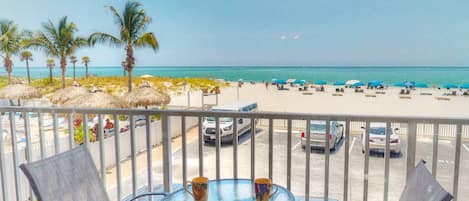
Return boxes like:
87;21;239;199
129;192;169;201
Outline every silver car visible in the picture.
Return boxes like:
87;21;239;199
301;120;344;151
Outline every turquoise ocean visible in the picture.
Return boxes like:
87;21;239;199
3;66;469;86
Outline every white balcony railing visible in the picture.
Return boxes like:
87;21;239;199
0;106;467;201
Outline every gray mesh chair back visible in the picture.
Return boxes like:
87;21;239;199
400;160;453;201
20;146;110;201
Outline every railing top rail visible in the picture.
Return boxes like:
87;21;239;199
0;106;468;124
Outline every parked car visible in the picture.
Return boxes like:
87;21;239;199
301;121;344;151
361;123;401;154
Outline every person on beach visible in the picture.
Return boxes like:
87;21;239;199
265;82;268;89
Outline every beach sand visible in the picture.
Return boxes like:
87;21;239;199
170;82;469;118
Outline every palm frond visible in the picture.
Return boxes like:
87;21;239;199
133;32;158;51
88;32;122;46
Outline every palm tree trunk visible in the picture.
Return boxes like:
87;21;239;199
73;64;76;80
7;72;11;85
126;45;134;92
60;58;66;89
85;64;88;78
127;69;132;92
26;60;31;84
49;67;53;85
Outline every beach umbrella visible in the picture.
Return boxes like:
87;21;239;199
62;91;127;108
442;83;458;89
346;80;360;85
460;84;469;89
414;83;428;88
368;80;383;87
124;85;171;108
314;80;327;85
49;86;89;104
404;81;415;88
352;82;365;87
0;84;41;100
333;81;345;86
276;79;287;85
140;74;153;78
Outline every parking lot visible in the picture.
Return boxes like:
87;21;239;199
163;124;469;201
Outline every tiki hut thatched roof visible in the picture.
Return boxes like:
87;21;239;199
49;86;89;104
0;84;41;99
124;86;170;108
62;91;127;108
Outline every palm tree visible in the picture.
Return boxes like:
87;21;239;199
82;56;90;78
46;58;55;84
20;50;33;84
27;16;87;89
121;60;127;76
89;1;158;92
70;55;77;80
0;20;25;84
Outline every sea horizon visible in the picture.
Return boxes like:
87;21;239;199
3;66;469;85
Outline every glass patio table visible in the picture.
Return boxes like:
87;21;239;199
162;179;295;201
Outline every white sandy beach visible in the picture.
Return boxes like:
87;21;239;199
170;82;469;118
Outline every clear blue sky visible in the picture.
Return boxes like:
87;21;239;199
2;0;469;67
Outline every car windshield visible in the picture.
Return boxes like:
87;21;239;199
311;124;326;132
370;127;386;135
206;117;232;122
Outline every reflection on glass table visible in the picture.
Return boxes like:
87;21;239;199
162;179;295;201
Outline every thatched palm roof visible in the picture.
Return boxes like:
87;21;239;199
124;87;170;108
0;84;41;99
49;86;89;104
62;91;127;108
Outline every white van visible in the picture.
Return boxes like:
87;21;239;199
203;101;258;144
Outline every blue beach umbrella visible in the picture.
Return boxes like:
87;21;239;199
368;80;383;87
404;81;415;88
442;83;458;89
352;82;365;87
333;81;346;86
276;79;287;85
414;83;428;88
460;84;469;89
294;80;306;84
314;80;327;85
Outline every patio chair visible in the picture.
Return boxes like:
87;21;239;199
20;146;167;201
399;160;453;201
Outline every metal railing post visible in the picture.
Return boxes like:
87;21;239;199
146;114;153;192
305;119;311;199
343;120;350;201
198;116;204;176
383;122;391;201
453;124;462;201
432;123;439;177
162;114;172;192
287;119;292;190
0;115;8;201
113;113;122;201
363;121;370;201
406;121;417;181
9;112;21;201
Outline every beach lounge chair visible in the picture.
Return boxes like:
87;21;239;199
399;160;452;201
399;95;411;99
20;146;167;201
436;96;451;101
332;93;343;96
420;92;433;96
365;94;376;97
